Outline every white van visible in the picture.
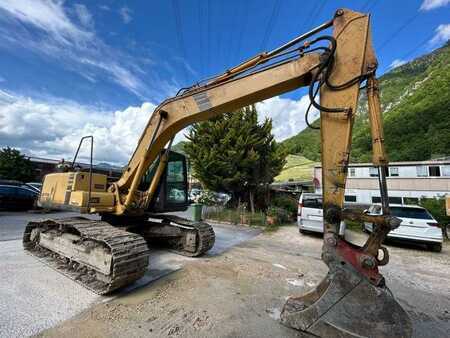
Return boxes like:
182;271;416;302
363;204;443;252
298;193;345;236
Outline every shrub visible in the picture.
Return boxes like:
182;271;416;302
271;195;298;220
197;190;218;206
420;197;449;238
266;206;290;225
420;197;450;225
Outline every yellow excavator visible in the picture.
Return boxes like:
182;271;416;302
23;9;412;337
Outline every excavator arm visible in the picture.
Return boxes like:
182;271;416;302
113;52;321;212
108;10;412;337
34;8;412;337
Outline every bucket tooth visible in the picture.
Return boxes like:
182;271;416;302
281;265;412;338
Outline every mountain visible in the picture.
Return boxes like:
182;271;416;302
172;141;188;155
274;154;317;182
281;41;450;162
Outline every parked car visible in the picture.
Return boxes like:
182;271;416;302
298;193;345;236
363;204;443;252
214;192;231;205
189;188;203;201
0;180;42;194
25;182;43;193
0;184;39;211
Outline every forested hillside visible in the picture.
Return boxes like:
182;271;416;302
282;41;450;162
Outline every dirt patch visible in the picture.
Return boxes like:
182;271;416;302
38;226;450;338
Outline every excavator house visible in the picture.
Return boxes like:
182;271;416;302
23;8;413;338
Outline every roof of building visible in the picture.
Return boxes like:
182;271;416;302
314;159;450;168
25;156;123;172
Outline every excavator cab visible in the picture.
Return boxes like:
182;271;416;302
140;150;190;213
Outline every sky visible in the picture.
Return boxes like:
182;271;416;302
0;0;449;165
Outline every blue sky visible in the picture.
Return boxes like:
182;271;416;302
0;0;449;164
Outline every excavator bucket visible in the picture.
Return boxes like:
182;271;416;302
281;261;413;337
278;8;413;338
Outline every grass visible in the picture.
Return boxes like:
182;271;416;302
274;154;317;182
345;220;364;233
203;207;295;231
204;208;268;227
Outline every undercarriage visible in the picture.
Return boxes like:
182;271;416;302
23;215;215;294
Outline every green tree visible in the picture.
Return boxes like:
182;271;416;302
0;147;35;182
185;105;286;212
420;197;450;238
281;41;450;162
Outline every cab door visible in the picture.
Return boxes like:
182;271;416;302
144;150;189;213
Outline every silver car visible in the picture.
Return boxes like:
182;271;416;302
364;204;443;252
298;193;345;236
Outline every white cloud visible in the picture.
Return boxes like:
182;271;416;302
255;95;318;141
0;1;154;98
99;5;110;11
430;23;450;45
119;6;132;24
420;0;450;10
389;59;407;69
0;88;315;163
74;4;94;28
0;89;156;165
0;0;92;44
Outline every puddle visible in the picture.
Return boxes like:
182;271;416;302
266;308;281;320
286;278;304;287
272;263;287;270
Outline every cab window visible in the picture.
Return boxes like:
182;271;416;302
166;160;187;204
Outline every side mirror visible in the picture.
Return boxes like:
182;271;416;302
363;209;369;214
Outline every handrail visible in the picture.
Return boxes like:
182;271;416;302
72;136;94;210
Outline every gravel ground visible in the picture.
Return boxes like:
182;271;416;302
0;210;260;338
38;226;450;338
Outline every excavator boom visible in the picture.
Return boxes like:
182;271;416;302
29;8;412;337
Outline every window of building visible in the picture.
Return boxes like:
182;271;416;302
390;167;399;177
349;168;356;177
369;167;379;177
344;195;357;202
371;196;402;204
388;197;402;204
442;165;450;177
416;166;428;177
403;197;419;205
429;166;441;177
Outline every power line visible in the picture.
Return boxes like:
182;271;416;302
217;2;223;68
378;11;420;52
197;0;204;78
365;0;379;13
360;0;372;12
300;0;328;34
299;2;318;34
206;0;211;75
171;0;189;83
225;4;239;67
235;1;249;63
400;31;435;60
259;0;282;51
310;0;328;28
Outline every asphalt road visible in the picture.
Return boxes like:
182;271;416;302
0;209;261;337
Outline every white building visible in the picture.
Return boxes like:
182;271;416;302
314;160;450;205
